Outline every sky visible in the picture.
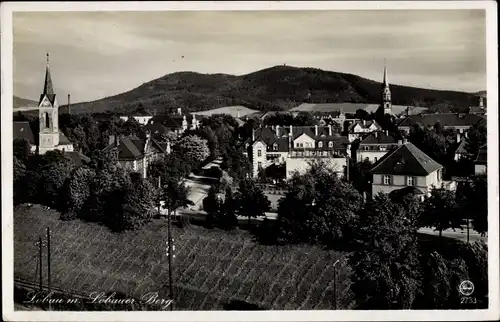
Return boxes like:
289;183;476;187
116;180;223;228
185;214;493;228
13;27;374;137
13;10;486;104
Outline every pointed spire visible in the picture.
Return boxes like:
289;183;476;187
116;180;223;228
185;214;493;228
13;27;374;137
43;53;54;95
383;58;389;87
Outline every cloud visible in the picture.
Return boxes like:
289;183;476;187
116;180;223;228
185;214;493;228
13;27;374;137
13;10;486;102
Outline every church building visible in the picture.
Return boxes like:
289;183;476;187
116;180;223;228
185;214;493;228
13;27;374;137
13;54;75;155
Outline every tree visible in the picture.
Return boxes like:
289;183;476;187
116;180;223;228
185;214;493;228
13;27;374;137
349;193;420;309
174;134;210;168
13;156;26;205
465;121;486;157
220;186;238;230
203;186;223;227
408;124;449;166
114;175;156;231
456;175;487;236
37;159;75;210
64;166;96;220
421;188;462;237
276;160;363;245
234;179;270;226
162;179;194;216
13;138;31;162
355;109;371;120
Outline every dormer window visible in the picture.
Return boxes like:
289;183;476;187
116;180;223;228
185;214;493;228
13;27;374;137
318;142;323;148
328;141;333;148
273;143;278;151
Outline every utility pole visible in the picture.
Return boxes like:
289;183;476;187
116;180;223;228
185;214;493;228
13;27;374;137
38;237;43;292
333;259;340;310
167;209;174;311
466;218;470;243
47;227;52;310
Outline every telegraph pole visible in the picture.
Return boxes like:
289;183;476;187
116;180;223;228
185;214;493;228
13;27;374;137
333;259;340;310
47;227;52;310
167;209;174;311
38;237;43;292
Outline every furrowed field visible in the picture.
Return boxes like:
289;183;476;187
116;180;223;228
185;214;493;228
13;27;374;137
14;204;353;310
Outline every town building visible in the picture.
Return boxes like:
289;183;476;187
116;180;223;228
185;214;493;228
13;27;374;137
13;54;75;155
397;113;484;134
469;96;486;115
145;108;200;138
119;110;154;125
370;141;453;197
357;131;400;163
103;133;169;178
347;119;382;142
247;125;350;179
474;143;487;175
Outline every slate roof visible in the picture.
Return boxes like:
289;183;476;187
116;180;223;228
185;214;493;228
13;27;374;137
359;131;399;145
474;143;487;165
371;142;443;176
252;126;348;152
398;113;484;128
103;136;166;160
145;122;170;137
13;121;36;144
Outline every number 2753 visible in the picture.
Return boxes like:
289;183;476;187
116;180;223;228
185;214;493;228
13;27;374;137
461;297;477;304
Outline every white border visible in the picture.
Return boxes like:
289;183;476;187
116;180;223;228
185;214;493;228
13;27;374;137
1;1;498;321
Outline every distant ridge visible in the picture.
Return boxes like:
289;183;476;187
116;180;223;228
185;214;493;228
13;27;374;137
13;96;38;109
48;65;479;115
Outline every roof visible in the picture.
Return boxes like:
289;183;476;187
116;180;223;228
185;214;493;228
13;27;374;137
347;120;382;132
469;106;486;114
13;121;36;144
475;143;487;164
359;131;399;145
398;113;484;128
192;105;259;118
252;126;348;152
454;139;468;155
64;151;91;167
59;132;72;145
145;122;170;137
371;142;443;176
103;136;166;160
149;114;182;129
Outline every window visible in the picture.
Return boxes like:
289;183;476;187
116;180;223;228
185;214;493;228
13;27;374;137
407;176;416;186
257;162;262;169
257;150;262;157
383;175;391;185
273;143;278;151
379;145;386;151
318;142;323;148
323;151;328;157
328;141;333;148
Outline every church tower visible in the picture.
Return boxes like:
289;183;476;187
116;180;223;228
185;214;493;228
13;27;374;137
38;53;60;154
381;60;392;115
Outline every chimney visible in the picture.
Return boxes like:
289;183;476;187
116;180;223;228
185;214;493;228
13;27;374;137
177;107;182;116
363;120;366;126
252;129;255;141
275;125;280;137
328;125;332;136
289;125;293;138
385;130;388;136
375;132;378;138
457;133;461;142
115;135;120;147
315;125;319;136
403;138;408;144
68;94;71;115
479;96;484;108
465;131;468;139
397;139;403;145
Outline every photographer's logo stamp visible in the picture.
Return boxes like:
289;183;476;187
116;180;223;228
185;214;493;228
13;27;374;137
459;280;474;296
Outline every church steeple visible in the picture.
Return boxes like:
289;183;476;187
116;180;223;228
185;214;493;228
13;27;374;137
43;53;54;95
381;59;392;114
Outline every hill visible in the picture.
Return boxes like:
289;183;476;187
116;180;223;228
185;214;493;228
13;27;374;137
14;204;352;310
13;96;38;109
62;65;481;115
